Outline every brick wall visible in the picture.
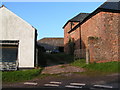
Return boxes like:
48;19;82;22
69;27;81;50
64;22;80;54
81;12;120;63
64;11;120;63
64;22;71;54
118;13;120;62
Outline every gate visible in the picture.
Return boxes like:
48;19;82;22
0;61;18;71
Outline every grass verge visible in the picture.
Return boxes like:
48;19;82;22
71;59;120;76
2;68;42;83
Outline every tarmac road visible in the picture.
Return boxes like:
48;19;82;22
2;73;120;89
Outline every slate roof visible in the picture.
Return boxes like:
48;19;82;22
68;0;120;33
69;13;90;22
80;1;120;25
63;13;90;28
99;0;120;11
63;0;120;29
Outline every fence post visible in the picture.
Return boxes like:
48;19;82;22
86;49;89;64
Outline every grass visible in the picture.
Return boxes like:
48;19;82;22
2;69;42;83
3;54;119;83
60;65;66;68
2;53;73;83
71;59;86;68
71;59;120;75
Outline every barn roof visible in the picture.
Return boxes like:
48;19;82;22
80;1;120;25
37;38;64;47
68;0;120;33
69;13;90;22
62;13;90;29
99;0;120;11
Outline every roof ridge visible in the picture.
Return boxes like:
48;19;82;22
63;13;90;28
0;5;5;8
1;5;36;30
38;37;64;40
69;13;90;21
68;0;120;33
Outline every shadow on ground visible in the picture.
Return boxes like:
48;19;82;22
38;52;75;67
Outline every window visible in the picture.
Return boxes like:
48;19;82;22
0;40;19;62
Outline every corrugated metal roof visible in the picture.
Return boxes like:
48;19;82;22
37;38;64;47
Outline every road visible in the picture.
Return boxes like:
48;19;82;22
2;73;120;89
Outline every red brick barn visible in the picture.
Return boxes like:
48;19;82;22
63;13;89;55
63;1;120;63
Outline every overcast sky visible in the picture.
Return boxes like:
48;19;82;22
1;2;105;40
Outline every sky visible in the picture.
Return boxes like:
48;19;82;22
1;2;105;40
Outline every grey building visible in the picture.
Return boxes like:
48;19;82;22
37;38;64;52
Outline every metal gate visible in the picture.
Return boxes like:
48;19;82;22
0;61;18;71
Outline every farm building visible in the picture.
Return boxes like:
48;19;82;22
0;5;37;70
63;1;120;63
63;13;89;55
37;38;64;53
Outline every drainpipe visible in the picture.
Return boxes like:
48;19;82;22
79;26;82;49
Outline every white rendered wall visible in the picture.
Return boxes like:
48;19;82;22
0;7;35;68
